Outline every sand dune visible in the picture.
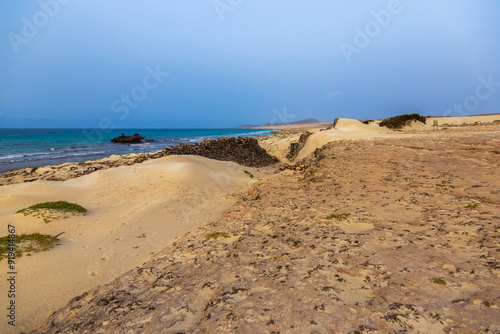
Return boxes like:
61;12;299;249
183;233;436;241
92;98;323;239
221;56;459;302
294;115;500;160
295;118;393;160
0;155;262;333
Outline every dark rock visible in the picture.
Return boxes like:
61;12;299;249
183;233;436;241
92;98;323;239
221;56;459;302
286;132;312;161
110;133;145;144
161;137;279;167
323;118;339;131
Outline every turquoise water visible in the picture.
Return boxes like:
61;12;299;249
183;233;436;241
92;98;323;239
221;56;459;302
0;128;274;173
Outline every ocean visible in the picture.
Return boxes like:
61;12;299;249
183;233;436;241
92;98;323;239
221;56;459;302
0;128;274;173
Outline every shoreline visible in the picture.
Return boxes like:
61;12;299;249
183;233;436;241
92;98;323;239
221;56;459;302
0;128;274;174
0;137;278;186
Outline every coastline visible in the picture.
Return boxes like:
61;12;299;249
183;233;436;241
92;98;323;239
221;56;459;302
0;128;274;174
0;137;278;186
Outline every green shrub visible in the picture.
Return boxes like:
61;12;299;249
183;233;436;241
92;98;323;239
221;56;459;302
17;201;87;215
17;201;87;223
432;278;447;285
379;114;427;129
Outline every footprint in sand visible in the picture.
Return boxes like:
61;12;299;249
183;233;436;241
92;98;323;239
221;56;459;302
99;247;106;252
83;245;89;250
101;256;109;263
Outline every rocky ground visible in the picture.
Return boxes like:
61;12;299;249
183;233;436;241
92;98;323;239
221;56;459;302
29;126;500;333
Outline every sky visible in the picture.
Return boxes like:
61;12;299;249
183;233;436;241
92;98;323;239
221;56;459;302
0;0;499;128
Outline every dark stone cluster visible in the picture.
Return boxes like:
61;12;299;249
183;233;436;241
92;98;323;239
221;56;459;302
161;137;279;167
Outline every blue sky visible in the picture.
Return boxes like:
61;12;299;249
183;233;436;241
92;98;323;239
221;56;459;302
0;0;499;128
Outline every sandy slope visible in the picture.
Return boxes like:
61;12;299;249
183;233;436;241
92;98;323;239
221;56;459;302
296;118;393;160
0;156;262;333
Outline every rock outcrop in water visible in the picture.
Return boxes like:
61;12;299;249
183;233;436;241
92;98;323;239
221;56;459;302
161;137;280;167
110;133;145;144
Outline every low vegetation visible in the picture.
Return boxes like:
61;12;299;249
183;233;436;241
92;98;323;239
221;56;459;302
379;114;427;129
206;232;230;240
244;170;254;178
432;278;447;285
0;233;61;260
326;213;351;221
17;201;87;223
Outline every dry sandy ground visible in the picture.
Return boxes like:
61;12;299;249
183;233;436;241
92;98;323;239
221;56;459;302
0;156;264;333
29;122;499;333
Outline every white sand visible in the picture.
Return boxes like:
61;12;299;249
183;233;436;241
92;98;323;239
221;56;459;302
0;155;261;333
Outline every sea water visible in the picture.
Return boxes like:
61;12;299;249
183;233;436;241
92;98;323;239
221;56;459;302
0;128;274;173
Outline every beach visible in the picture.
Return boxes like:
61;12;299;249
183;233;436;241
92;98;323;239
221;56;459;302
0;114;499;333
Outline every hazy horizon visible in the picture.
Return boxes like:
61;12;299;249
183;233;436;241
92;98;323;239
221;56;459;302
1;1;499;129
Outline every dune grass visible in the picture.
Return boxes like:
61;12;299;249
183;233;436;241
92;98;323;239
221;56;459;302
17;201;87;223
0;233;61;260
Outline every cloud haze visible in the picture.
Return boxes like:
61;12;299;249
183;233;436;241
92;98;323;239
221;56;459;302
0;0;499;128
